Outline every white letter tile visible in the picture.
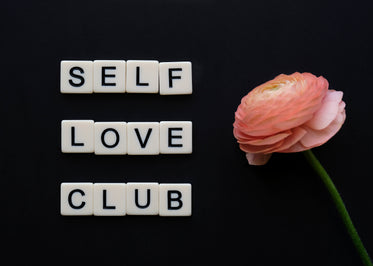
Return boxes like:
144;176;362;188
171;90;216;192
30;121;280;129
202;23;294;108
127;122;160;155
93;183;126;216
94;122;127;155
61;120;94;153
126;182;159;215
159;183;192;216
160;121;192;154
159;62;192;95
61;183;93;216
60;61;93;93
93;60;126;93
126;60;159;93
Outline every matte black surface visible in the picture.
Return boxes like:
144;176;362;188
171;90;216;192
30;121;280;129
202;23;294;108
3;0;373;265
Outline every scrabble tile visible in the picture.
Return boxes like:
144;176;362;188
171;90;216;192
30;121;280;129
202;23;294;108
93;183;126;216
159;183;192;216
159;62;192;95
127;122;160;155
126;183;159;215
60;61;93;93
61;120;94;153
160;121;192;154
61;183;93;215
126;60;159;93
93;60;126;93
94;122;127;155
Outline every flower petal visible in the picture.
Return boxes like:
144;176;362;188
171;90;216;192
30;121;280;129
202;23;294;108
271;127;308;153
301;109;346;148
239;140;284;154
306;90;343;130
240;131;291;145
278;142;308;153
246;153;272;165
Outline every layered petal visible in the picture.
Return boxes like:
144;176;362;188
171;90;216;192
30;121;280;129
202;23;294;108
234;72;328;137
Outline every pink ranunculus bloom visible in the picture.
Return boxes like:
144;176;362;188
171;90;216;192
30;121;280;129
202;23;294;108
233;72;346;165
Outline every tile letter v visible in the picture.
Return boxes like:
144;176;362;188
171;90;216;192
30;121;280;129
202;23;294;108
134;128;153;148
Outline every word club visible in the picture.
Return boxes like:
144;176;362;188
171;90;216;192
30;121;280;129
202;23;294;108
61;183;192;216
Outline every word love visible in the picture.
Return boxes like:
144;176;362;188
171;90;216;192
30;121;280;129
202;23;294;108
61;120;192;155
60;60;192;95
61;183;192;216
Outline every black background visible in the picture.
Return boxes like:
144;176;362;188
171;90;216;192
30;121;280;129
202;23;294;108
3;0;373;265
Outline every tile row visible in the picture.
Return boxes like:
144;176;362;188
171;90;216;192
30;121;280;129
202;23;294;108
60;60;192;94
61;120;192;154
61;183;192;216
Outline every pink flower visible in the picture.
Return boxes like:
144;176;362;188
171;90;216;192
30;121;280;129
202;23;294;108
233;72;346;165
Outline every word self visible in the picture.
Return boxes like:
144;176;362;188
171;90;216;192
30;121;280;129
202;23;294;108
60;60;192;95
61;120;192;155
60;182;192;216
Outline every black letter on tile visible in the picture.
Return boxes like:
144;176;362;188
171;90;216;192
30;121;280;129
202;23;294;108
68;189;86;209
134;128;152;148
168;68;182;88
103;190;116;209
135;189;151;209
71;127;84;146
168;128;183;147
69;67;85;87
101;128;120;148
102;66;116;86
136;66;149;86
167;190;183;210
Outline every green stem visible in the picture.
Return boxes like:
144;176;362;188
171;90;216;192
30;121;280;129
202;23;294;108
303;149;372;266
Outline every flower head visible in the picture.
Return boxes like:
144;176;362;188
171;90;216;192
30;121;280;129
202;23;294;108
233;72;346;165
